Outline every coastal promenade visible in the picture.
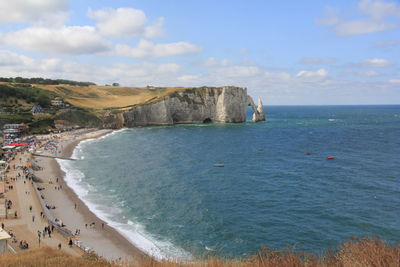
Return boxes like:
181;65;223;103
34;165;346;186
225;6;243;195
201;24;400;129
1;151;80;255
1;129;147;263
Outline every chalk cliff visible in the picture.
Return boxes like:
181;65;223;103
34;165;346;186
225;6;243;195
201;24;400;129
105;86;265;128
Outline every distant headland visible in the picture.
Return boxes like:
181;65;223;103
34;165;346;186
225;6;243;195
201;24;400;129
0;77;265;133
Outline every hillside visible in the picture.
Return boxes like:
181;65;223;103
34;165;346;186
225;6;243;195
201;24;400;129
0;238;399;267
37;84;189;109
0;79;190;133
0;77;266;132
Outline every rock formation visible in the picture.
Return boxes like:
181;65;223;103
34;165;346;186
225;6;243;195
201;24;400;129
105;86;265;128
253;97;266;122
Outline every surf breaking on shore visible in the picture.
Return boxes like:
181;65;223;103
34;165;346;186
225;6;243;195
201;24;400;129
56;129;192;261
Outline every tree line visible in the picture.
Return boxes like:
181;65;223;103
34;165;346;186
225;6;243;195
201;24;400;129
0;77;96;86
0;84;56;107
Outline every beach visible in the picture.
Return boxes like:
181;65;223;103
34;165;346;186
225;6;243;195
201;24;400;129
32;129;149;262
1;128;149;263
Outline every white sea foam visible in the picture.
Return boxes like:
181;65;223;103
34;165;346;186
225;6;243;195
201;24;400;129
57;129;192;261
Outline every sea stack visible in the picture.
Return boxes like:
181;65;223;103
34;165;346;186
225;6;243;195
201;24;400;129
252;97;266;122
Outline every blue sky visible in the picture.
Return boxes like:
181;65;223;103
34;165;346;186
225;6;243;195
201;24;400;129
0;0;399;105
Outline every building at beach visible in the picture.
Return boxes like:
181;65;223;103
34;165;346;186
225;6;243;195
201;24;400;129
2;124;28;143
30;105;44;114
0;227;11;254
50;98;69;107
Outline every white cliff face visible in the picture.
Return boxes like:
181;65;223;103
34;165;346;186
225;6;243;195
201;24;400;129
121;86;264;127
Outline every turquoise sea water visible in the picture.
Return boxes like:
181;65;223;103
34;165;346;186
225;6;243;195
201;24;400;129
59;105;400;260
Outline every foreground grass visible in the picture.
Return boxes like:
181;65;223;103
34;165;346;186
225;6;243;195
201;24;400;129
0;237;399;267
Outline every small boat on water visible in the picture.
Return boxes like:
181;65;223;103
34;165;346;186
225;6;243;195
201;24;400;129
214;163;225;167
326;156;335;160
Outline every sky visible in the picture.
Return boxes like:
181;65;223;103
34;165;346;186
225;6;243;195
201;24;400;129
0;0;399;105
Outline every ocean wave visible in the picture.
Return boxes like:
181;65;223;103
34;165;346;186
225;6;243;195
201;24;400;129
72;129;129;157
98;128;129;140
57;132;192;261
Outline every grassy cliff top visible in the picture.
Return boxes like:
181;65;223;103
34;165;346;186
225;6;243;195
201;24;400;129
36;84;191;109
0;81;198;109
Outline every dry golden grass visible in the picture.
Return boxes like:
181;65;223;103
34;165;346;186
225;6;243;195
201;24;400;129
0;247;111;267
1;237;399;267
37;84;189;109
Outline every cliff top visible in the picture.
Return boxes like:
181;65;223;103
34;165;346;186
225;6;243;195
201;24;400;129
1;82;241;110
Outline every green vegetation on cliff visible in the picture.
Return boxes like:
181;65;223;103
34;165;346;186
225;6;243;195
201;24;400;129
0;82;101;133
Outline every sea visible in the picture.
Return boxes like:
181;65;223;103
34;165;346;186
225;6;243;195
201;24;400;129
57;105;400;260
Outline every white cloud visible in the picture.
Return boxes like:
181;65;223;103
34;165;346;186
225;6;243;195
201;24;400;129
0;0;68;26
144;17;165;38
0;50;182;85
264;72;291;80
358;70;380;76
334;20;394;36
361;58;394;67
296;69;328;79
300;57;336;65
202;57;232;67
0;50;65;75
388;79;400;84
216;66;261;77
115;39;201;58
358;0;400;19
155;63;181;73
316;7;340;25
88;7;164;38
88;8;146;37
0;50;33;66
178;75;199;82
2;26;110;54
374;40;398;47
317;0;400;36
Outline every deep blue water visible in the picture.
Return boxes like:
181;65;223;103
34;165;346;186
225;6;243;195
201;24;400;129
61;105;400;259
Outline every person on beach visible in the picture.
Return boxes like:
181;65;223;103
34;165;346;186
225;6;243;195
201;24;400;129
32;215;35;222
68;238;73;248
58;243;61;250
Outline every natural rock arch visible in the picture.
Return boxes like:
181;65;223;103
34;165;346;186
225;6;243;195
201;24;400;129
247;96;265;122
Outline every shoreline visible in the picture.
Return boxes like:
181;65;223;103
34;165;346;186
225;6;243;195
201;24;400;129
33;129;149;262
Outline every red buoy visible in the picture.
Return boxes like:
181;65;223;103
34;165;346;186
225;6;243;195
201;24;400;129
327;156;335;160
